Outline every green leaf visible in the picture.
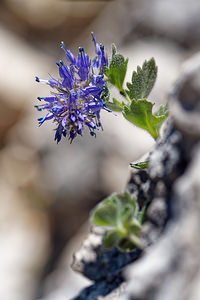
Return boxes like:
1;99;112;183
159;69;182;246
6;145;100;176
120;203;135;227
111;43;117;57
90;196;120;227
137;204;147;224
91;192;137;228
102;230;120;249
106;53;128;91
117;191;137;213
126;58;157;100
118;190;135;204
90;191;144;251
122;99;166;139
106;98;124;112
129;234;143;249
129;218;142;235
118;238;136;252
130;160;149;169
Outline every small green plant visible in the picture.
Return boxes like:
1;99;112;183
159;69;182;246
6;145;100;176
130;160;149;169
91;191;145;251
105;46;168;140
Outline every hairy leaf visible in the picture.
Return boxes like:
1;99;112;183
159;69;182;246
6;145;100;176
90;196;120;227
117;190;135;206
129;218;142;234
120;203;135;227
106;98;124;112
106;53;128;91
126;58;157;100
111;43;117;57
102;230;120;249
122;99;166;139
118;238;136;252
90;191;144;251
137;204;147;224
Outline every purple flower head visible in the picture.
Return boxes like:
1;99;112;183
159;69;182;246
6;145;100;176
35;34;109;143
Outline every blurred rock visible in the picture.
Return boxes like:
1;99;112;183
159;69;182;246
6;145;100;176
0;26;53;143
105;0;200;49
0;142;39;189
0;26;54;110
37;224;91;300
142;0;200;48
79;0;200;52
0;0;109;47
5;0;106;29
0;98;21;146
0;181;50;300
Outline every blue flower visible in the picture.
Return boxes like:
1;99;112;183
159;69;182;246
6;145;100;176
35;33;109;143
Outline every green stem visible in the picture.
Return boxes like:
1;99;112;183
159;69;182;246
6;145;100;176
144;108;159;140
148;126;158;140
129;234;143;249
120;89;132;103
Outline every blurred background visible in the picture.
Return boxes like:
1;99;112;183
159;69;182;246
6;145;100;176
0;0;200;299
